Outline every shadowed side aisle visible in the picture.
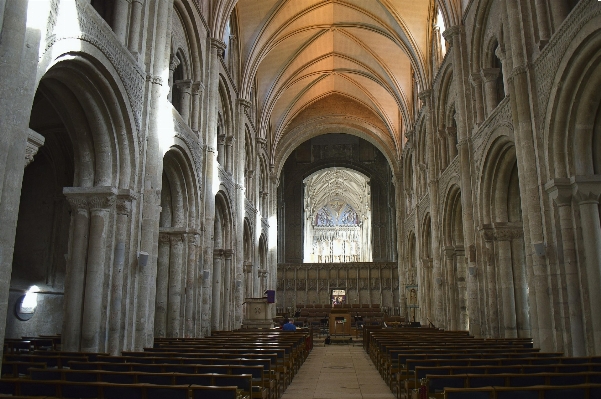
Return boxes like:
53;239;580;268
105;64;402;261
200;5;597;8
282;342;394;399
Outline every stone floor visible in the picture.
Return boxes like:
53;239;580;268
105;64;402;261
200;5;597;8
282;339;395;399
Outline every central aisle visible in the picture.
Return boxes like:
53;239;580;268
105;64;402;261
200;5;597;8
282;341;395;399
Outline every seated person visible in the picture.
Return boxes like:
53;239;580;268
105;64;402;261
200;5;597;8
282;318;297;331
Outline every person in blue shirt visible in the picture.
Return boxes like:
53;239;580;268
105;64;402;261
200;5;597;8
282;318;296;331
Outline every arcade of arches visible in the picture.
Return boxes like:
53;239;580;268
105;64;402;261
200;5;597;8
0;0;600;359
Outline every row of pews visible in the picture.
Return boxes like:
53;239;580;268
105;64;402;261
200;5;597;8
365;328;601;399
1;329;311;399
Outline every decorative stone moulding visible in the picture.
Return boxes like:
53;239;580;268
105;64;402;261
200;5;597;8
25;129;45;167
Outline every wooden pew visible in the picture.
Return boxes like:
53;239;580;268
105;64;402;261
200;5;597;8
443;383;601;399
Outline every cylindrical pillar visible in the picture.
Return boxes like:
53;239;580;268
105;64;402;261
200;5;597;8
191;82;202;133
549;0;570;32
470;74;485;125
497;238;518;338
127;0;144;55
81;193;115;352
113;0;131;46
576;192;601;354
176;80;192;124
483;237;500;337
223;249;233;330
107;195;133;355
184;233;198;337
444;248;457;330
62;195;90;351
212;249;224;330
167;233;184;337
556;198;585;355
533;0;551;45
154;233;170;338
481;68;500;116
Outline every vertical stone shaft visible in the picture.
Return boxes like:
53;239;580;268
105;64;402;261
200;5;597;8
113;0;131;46
212;249;223;330
184;234;198;336
0;0;41;360
223;249;233;329
547;182;586;355
470;74;485;125
81;194;115;352
444;24;481;336
497;239;517;338
135;0;173;350
444;249;457;330
201;39;226;336
484;240;500;337
577;195;601;354
62;195;90;351
107;195;132;355
154;233;170;338
127;0;144;55
481;68;500;116
505;0;552;350
167;234;184;337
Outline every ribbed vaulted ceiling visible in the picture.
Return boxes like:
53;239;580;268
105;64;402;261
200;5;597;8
235;0;436;166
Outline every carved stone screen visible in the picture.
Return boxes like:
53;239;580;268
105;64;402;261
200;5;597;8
303;168;372;263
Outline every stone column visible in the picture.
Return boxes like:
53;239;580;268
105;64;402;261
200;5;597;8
574;181;601;354
443;24;481;336
446;127;458;160
470;74;485;125
223;249;233;330
444;247;457;330
175;79;193;124
167;233;184;337
212;249;224;330
505;0;553;348
184;233;199;337
455;249;468;331
113;0;131;46
133;0;173;350
62;194;90;351
420;90;443;327
81;190;116;352
201;38;226;336
127;0;144;55
492;226;520;338
225;136;234;174
546;180;585;355
437;129;448;170
549;0;570;31
533;0;551;47
168;55;181;103
244;262;254;299
154;233;170;338
191;82;203;133
481;227;500;337
107;193;134;355
481;68;500;116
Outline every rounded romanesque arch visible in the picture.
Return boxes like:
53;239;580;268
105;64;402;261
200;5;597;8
478;135;530;340
155;146;201;339
11;52;138;355
442;183;467;331
212;190;235;331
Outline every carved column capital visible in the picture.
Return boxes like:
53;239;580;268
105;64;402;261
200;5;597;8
159;233;171;243
442;25;463;41
210;38;227;57
169;54;181;71
65;195;89;214
214;248;225;257
25;129;45;167
238;98;252;109
545;178;573;207
175;79;193;93
444;246;456;259
470;73;482;86
481;68;500;83
169;233;185;245
223;249;234;259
